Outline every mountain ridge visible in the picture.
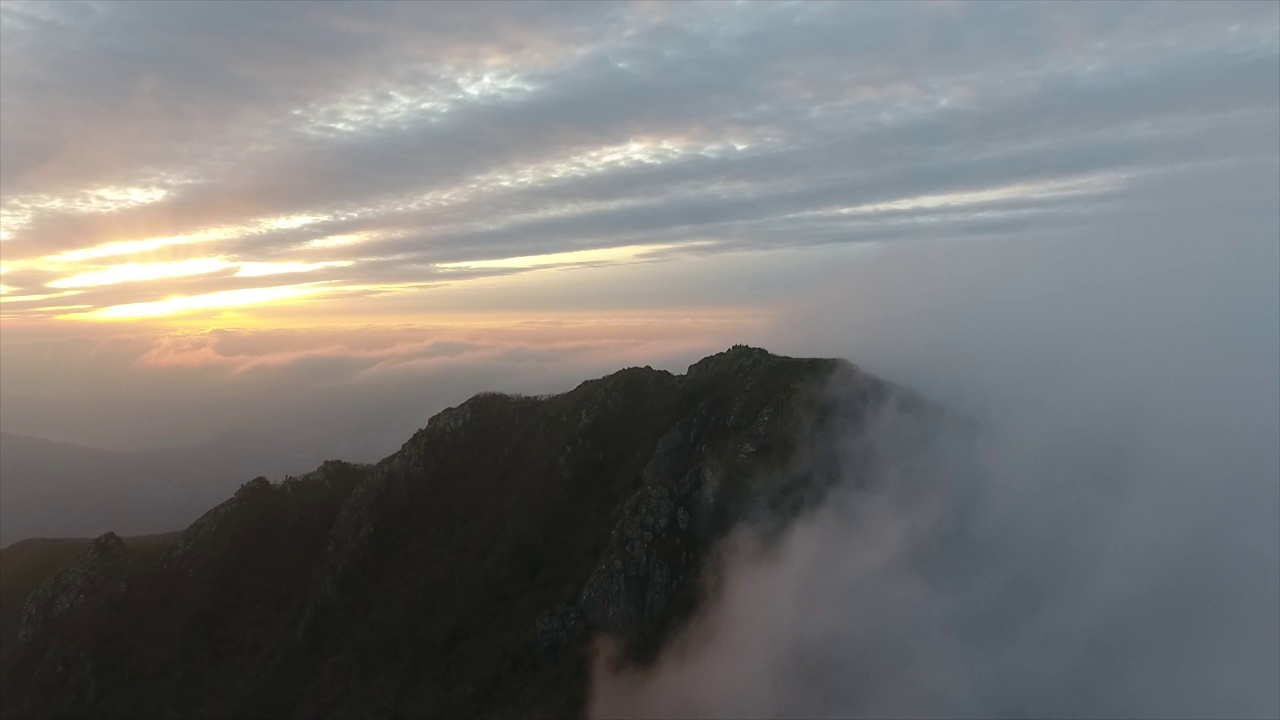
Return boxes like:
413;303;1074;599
0;346;937;719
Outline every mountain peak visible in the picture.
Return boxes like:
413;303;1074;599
15;532;131;645
686;344;779;377
88;532;125;557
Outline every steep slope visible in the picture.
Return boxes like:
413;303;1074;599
0;347;933;719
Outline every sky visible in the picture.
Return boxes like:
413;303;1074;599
1;0;1277;460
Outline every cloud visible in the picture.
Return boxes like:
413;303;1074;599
587;152;1280;718
591;381;1279;718
2;2;1275;323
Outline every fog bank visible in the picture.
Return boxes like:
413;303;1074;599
589;150;1280;717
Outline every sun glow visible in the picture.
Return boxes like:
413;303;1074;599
46;257;230;288
59;283;334;320
0;290;83;304
12;213;345;273
36;257;353;291
38;228;238;265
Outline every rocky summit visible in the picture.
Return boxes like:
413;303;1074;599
0;347;933;719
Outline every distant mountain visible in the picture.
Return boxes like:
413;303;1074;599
0;430;321;546
0;347;939;719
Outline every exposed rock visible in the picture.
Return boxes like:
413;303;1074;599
685;344;774;379
580;483;693;638
426;402;471;434
16;533;129;644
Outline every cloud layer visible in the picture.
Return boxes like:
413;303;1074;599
2;2;1276;323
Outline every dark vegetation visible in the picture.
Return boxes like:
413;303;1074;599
0;347;932;719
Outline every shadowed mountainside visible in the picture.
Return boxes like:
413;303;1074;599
0;347;937;719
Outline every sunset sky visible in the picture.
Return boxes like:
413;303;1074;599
2;1;1277;458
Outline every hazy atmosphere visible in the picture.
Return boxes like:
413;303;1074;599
3;1;1275;455
1;2;1277;718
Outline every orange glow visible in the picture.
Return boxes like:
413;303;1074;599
46;257;230;288
40;228;237;265
58;283;333;320
0;290;84;304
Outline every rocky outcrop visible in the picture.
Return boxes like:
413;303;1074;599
532;349;902;669
16;533;130;644
580;482;689;633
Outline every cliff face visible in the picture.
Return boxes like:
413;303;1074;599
0;347;930;719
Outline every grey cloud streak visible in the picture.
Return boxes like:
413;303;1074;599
0;1;621;192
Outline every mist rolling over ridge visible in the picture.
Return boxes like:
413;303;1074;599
591;158;1280;718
